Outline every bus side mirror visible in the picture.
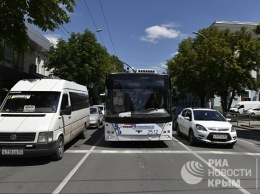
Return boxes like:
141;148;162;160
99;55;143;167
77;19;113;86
61;105;72;115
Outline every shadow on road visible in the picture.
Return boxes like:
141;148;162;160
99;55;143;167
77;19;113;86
81;127;169;149
0;156;51;166
172;133;235;149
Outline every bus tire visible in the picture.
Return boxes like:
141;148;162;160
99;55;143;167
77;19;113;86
51;136;64;161
176;125;182;136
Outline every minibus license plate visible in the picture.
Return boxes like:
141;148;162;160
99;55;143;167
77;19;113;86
213;134;227;139
2;149;23;155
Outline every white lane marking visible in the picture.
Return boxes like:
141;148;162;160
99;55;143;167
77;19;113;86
238;138;257;146
52;135;103;194
172;136;250;194
66;149;260;156
256;159;258;190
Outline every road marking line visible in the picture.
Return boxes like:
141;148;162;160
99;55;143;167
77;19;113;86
52;135;103;194
238;138;257;146
172;136;250;194
65;149;260;156
256;159;258;190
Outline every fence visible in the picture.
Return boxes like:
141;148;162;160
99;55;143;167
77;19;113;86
226;112;260;128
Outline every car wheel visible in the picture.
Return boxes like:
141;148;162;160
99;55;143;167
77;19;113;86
227;142;235;148
51;136;64;161
176;124;182;136
189;130;196;145
79;124;88;139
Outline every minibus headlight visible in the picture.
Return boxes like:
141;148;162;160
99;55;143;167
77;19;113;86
38;132;53;143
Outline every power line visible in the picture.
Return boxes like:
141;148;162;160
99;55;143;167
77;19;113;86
98;0;117;56
61;25;70;35
59;27;68;39
83;0;105;47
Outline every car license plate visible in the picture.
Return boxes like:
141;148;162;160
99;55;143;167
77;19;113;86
213;134;227;139
2;149;23;155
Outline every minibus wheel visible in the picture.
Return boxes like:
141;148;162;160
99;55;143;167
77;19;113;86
79;124;88;139
51;136;64;161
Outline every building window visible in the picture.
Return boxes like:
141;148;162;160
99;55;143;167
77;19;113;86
14;50;19;68
4;45;13;62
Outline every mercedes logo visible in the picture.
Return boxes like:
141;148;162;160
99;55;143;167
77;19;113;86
10;134;17;141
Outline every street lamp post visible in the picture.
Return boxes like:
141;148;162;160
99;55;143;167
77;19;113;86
193;31;211;109
193;31;207;39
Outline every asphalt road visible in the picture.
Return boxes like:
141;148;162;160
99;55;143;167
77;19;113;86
0;126;260;194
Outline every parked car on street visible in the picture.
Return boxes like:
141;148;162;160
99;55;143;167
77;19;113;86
89;106;104;128
229;101;260;114
176;108;237;148
243;108;260;116
172;107;184;130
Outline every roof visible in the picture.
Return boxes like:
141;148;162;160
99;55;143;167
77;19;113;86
210;21;259;34
11;79;87;92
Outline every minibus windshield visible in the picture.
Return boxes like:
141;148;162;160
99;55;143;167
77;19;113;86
0;91;61;113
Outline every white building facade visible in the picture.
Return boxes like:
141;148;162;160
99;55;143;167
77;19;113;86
0;23;51;103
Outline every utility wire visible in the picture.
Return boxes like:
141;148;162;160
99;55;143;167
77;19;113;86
59;27;68;39
83;0;105;47
61;25;70;35
98;0;117;56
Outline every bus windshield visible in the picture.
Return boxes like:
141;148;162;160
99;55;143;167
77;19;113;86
0;91;61;113
105;74;171;119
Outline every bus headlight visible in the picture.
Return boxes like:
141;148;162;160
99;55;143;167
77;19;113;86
38;132;53;143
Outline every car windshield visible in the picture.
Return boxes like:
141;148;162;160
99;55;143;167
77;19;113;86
193;110;226;121
96;106;104;111
0;91;60;113
90;107;98;114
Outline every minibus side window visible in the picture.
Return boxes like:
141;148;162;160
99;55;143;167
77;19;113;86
61;94;69;114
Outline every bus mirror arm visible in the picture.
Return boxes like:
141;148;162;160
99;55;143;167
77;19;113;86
60;105;72;115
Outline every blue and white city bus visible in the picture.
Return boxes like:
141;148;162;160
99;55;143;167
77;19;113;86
104;69;172;141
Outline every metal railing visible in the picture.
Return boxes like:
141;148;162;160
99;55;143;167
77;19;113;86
226;112;260;128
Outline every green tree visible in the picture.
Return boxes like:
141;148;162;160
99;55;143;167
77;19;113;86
46;29;116;91
110;55;125;72
0;0;76;58
167;26;260;112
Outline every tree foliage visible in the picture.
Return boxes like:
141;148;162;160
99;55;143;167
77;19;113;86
167;26;260;112
0;0;76;58
46;29;121;91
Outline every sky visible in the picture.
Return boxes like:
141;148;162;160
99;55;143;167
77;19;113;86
40;0;260;73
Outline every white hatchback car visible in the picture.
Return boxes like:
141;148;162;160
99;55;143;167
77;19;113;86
177;108;237;148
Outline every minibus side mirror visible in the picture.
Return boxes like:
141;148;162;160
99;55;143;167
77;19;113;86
61;105;72;115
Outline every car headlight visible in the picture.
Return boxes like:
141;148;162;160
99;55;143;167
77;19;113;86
38;132;53;143
196;124;207;131
231;126;236;132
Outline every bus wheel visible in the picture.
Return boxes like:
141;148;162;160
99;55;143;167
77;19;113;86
79;124;88;139
176;125;182;136
51;136;64;161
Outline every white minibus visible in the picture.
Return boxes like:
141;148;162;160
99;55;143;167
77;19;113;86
0;79;90;160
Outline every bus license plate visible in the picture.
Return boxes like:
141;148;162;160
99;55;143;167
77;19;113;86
213;134;227;139
2;149;23;155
